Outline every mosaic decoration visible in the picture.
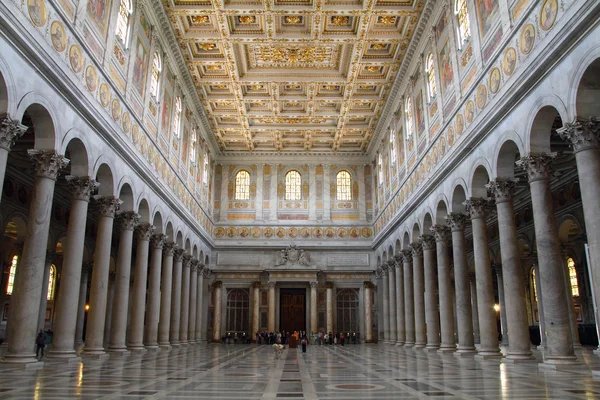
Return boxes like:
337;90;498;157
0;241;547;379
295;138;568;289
214;225;372;239
50;21;66;52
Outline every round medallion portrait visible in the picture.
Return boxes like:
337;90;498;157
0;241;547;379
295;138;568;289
28;0;47;27
503;47;517;76
540;0;558;31
50;21;66;52
85;66;98;93
111;99;121;121
520;24;536;55
476;84;488;109
69;45;83;73
489;67;501;94
121;112;131;134
99;83;110;107
465;100;475;123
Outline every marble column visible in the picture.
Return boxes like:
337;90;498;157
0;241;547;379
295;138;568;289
83;196;121;356
394;256;405;345
158;242;176;348
364;282;374;343
75;263;91;346
421;235;440;350
255;164;264;221
388;262;397;343
431;225;456;352
50;176;98;359
402;250;415;347
465;198;501;358
2;151;68;365
381;267;390;342
326;281;333;334
37;253;54;333
411;243;426;348
310;281;318;334
170;249;185;346
495;264;509;346
533;261;547;348
487;179;534;362
144;233;166;349
559;246;582;348
268;282;276;332
106;212;139;353
188;261;198;344
252;281;260;340
516;154;577;365
558;119;600;328
180;255;192;344
212;281;223;342
469;274;480;345
323;164;331;221
103;272;116;347
0;116;26;197
128;223;154;351
308;165;317;221
195;265;205;343
269;164;278;221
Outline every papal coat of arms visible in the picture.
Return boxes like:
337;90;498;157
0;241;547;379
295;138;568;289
275;244;310;266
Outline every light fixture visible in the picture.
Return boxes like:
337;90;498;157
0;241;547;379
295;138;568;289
493;304;500;312
85;304;90;312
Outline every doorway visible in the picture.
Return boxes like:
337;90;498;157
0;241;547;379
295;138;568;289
279;288;306;333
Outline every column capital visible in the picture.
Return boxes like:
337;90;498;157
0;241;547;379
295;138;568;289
163;241;177;256
430;224;451;242
117;211;140;231
363;281;374;289
400;249;413;262
93;195;122;217
309;281;318;288
464;197;492;219
136;223;155;241
325;281;334;289
173;248;185;262
268;281;276;288
65;175;99;201
486;178;519;203
190;260;198;272
213;280;222;289
151;233;167;249
0;114;27;151
557;117;600;153
28;149;69;180
252;281;261;289
410;242;423;257
419;234;436;250
516;153;556;182
182;254;192;268
445;212;469;231
393;254;403;265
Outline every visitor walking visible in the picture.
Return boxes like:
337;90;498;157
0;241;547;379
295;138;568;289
36;329;47;360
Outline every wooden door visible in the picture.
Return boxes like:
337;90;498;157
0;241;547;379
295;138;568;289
280;289;306;333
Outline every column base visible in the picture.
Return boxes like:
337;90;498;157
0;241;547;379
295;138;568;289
475;352;503;361
81;352;109;360
502;354;537;364
438;345;457;353
159;344;171;350
403;341;415;348
46;349;79;359
539;361;584;371
127;346;147;353
170;341;181;347
395;341;405;346
106;349;130;357
0;358;44;369
414;343;426;349
424;345;440;352
144;346;160;352
454;350;477;357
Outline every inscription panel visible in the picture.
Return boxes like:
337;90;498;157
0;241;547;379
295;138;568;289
327;253;369;267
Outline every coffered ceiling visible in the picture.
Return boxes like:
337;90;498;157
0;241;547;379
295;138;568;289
166;0;424;155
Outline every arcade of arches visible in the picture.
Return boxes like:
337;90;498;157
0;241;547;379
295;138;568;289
1;0;600;398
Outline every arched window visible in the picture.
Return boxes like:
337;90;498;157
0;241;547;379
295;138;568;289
6;255;17;295
531;267;538;303
115;0;133;45
172;97;182;138
150;53;162;99
203;153;209;184
235;170;250;200
378;153;383;185
47;264;56;301
336;171;352;201
190;129;197;164
336;289;359;333
285;170;302;200
405;97;413;140
226;289;249;333
426;53;437;101
567;257;579;297
455;0;471;49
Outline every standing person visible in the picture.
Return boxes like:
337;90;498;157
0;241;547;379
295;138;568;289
340;332;345;346
301;334;307;353
329;332;334;345
318;331;323;345
36;329;47;360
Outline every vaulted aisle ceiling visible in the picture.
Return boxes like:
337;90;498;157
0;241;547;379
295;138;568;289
165;0;424;154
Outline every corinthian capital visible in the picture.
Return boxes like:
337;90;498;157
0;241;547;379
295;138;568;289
419;234;436;250
93;195;122;217
486;178;519;204
400;249;413;263
136;223;155;241
183;254;192;268
445;212;469;231
430;224;451;242
28;150;69;180
117;211;140;231
557;117;600;152
410;242;423;257
174;248;185;262
464;198;492;219
151;233;167;249
515;153;556;182
0;115;27;151
66;175;99;201
163;241;177;256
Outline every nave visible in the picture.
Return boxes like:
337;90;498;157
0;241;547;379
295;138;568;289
1;343;600;399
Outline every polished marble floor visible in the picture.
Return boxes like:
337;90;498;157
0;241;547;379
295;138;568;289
1;343;600;399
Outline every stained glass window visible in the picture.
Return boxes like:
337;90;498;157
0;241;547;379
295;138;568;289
150;53;161;99
6;255;17;295
455;0;471;49
567;258;579;297
405;97;413;139
336;171;352;201
285;170;302;200
173;97;182;138
426;53;437;100
235;170;250;200
190;129;197;163
116;0;132;45
47;264;56;301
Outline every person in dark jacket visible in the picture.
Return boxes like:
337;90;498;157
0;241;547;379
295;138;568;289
36;329;47;360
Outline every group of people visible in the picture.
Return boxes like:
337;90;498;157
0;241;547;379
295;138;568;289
260;330;360;356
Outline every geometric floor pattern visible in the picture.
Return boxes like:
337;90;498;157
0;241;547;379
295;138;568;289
1;344;600;399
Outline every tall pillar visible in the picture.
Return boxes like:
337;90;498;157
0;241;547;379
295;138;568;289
358;164;367;221
558;119;600;330
421;235;440;350
219;165;229;221
50;176;98;359
394;256;405;345
180;255;192;344
195;265;205;343
170;249;185;345
487;179;535;362
157;242;176;348
364;282;374;343
103;271;116;347
559;245;582;348
381;267;390;342
268;282;276;332
323;164;331;221
308;165;317;221
411;243;426;348
431;225;456;352
127;223;154;351
188;261;198;344
0;116;26;197
469;274;480;344
105;212;139;353
533;260;546;348
269;164;278;221
37;253;54;333
517;154;577;365
310;281;318;334
326;281;333;334
2;151;68;365
144;233;166;349
252;281;260;340
402;250;415;347
255;164;264;221
465;199;501;358
212;281;223;341
388;262;397;343
75;263;91;346
82;196;121;356
495;264;509;346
